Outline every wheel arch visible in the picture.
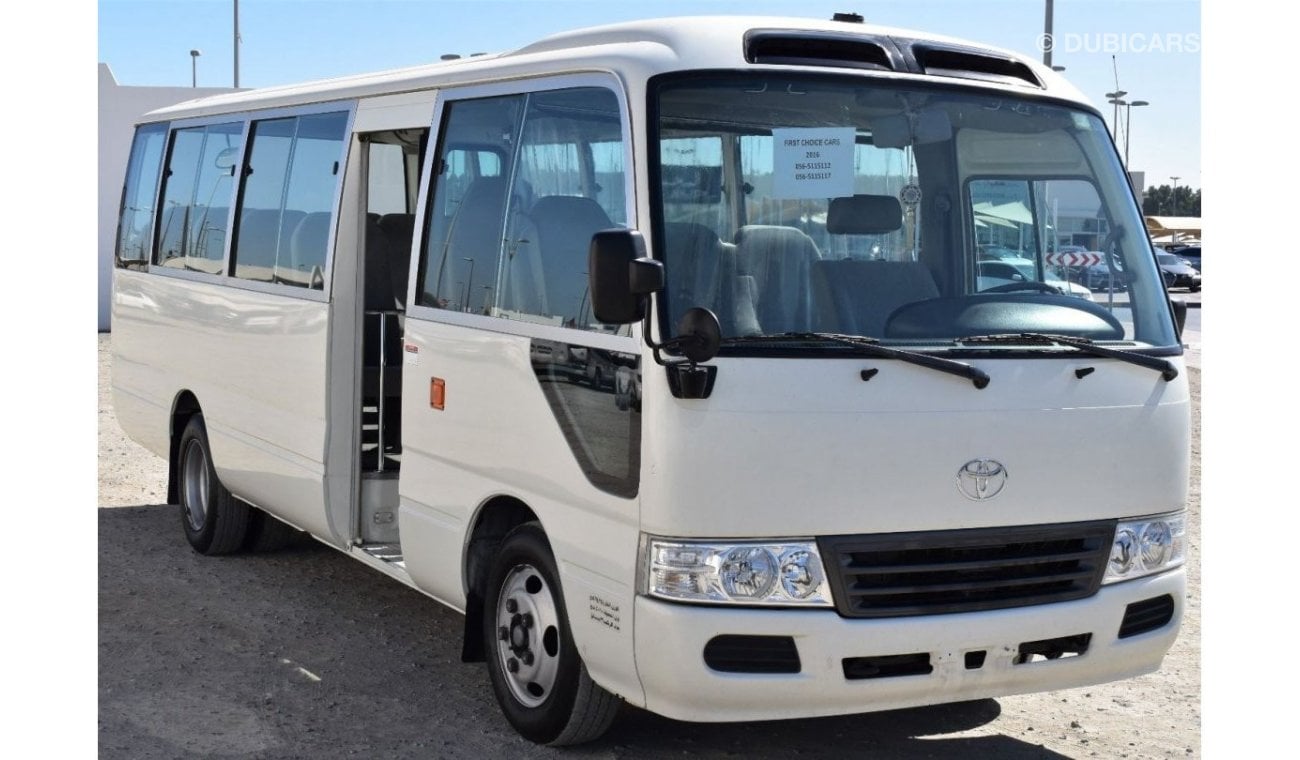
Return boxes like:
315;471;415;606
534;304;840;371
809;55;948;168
460;495;542;662
167;390;202;505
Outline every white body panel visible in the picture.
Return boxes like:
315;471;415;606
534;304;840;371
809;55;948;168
635;569;1183;722
112;270;334;537
398;317;645;704
641;355;1189;537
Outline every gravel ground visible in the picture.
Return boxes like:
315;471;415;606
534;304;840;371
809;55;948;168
98;333;1200;758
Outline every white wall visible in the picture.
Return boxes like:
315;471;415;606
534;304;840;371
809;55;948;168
98;64;241;331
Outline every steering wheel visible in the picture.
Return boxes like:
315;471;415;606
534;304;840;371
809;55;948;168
983;281;1063;295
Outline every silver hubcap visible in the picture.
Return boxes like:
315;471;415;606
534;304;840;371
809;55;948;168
494;563;561;708
181;439;209;532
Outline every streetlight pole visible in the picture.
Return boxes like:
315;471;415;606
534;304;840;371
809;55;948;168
189;49;201;87
1123;99;1148;168
1043;0;1054;68
1104;90;1127;140
233;0;241;88
1169;176;1181;216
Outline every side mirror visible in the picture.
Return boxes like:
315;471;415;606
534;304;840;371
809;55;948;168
1170;298;1187;338
589;229;664;325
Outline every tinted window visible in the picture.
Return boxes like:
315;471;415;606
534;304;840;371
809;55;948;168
418;95;526;312
116;123;167;269
418;87;627;329
155;122;243;272
232;111;347;289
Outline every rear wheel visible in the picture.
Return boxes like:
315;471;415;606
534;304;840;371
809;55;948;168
243;507;299;552
483;523;619;745
178;415;250;555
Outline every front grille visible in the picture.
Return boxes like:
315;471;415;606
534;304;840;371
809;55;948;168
819;521;1114;619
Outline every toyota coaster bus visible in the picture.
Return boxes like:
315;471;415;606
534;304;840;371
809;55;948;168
112;14;1190;746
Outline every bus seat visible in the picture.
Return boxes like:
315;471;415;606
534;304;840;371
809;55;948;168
662;222;724;324
826;194;903;236
526;196;616;325
812;259;939;337
500;212;547;316
661;222;756;336
364;216;397;312
734;225;821;333
439;177;508;310
378;213;415;309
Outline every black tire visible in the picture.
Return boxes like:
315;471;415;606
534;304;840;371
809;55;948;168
483;522;619;746
243;507;299;552
177;415;250;555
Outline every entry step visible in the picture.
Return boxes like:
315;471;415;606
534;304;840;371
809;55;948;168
359;542;404;567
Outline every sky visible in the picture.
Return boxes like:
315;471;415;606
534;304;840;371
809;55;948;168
97;0;1202;191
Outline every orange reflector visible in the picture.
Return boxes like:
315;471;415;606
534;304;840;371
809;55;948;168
430;377;446;410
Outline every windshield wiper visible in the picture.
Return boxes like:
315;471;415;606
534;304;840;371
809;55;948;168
722;332;990;389
957;333;1178;382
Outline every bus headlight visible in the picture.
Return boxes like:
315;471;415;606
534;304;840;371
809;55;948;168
643;538;833;607
1102;511;1187;584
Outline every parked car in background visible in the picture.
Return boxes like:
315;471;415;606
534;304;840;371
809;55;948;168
978;244;1031;259
976;260;1093;299
1156;252;1201;291
1173;246;1201;272
614;365;641;412
1081;259;1127;292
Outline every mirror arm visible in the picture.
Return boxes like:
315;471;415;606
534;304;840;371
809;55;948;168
639;289;684;367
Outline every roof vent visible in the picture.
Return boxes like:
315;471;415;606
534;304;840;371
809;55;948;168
746;30;896;71
913;44;1042;88
832;12;865;23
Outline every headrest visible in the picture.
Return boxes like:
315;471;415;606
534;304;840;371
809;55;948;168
827;194;903;235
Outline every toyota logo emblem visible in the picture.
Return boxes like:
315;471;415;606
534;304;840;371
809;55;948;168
957;459;1008;500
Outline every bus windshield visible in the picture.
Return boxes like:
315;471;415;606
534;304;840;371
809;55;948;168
650;73;1176;349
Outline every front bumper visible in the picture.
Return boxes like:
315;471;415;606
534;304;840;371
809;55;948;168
632;568;1183;723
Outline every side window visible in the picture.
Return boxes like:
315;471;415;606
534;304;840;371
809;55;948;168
970;178;1105;294
504;87;626;329
155;122;243;272
417;86;627;331
116;123;168;269
418;95;525;312
233;111;348;289
660;136;725;235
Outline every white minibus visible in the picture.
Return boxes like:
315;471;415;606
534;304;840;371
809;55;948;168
112;14;1190;746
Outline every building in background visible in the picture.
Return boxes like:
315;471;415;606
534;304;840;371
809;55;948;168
98;64;241;331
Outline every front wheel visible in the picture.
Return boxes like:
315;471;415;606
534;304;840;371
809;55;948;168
483;523;619;745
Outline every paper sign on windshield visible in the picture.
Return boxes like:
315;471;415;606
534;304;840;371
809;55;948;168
772;128;856;200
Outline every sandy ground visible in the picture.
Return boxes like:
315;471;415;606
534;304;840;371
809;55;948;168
98;333;1199;758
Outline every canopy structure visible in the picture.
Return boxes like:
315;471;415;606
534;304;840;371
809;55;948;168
1145;216;1201;243
974;201;1033;226
1151;233;1200;247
